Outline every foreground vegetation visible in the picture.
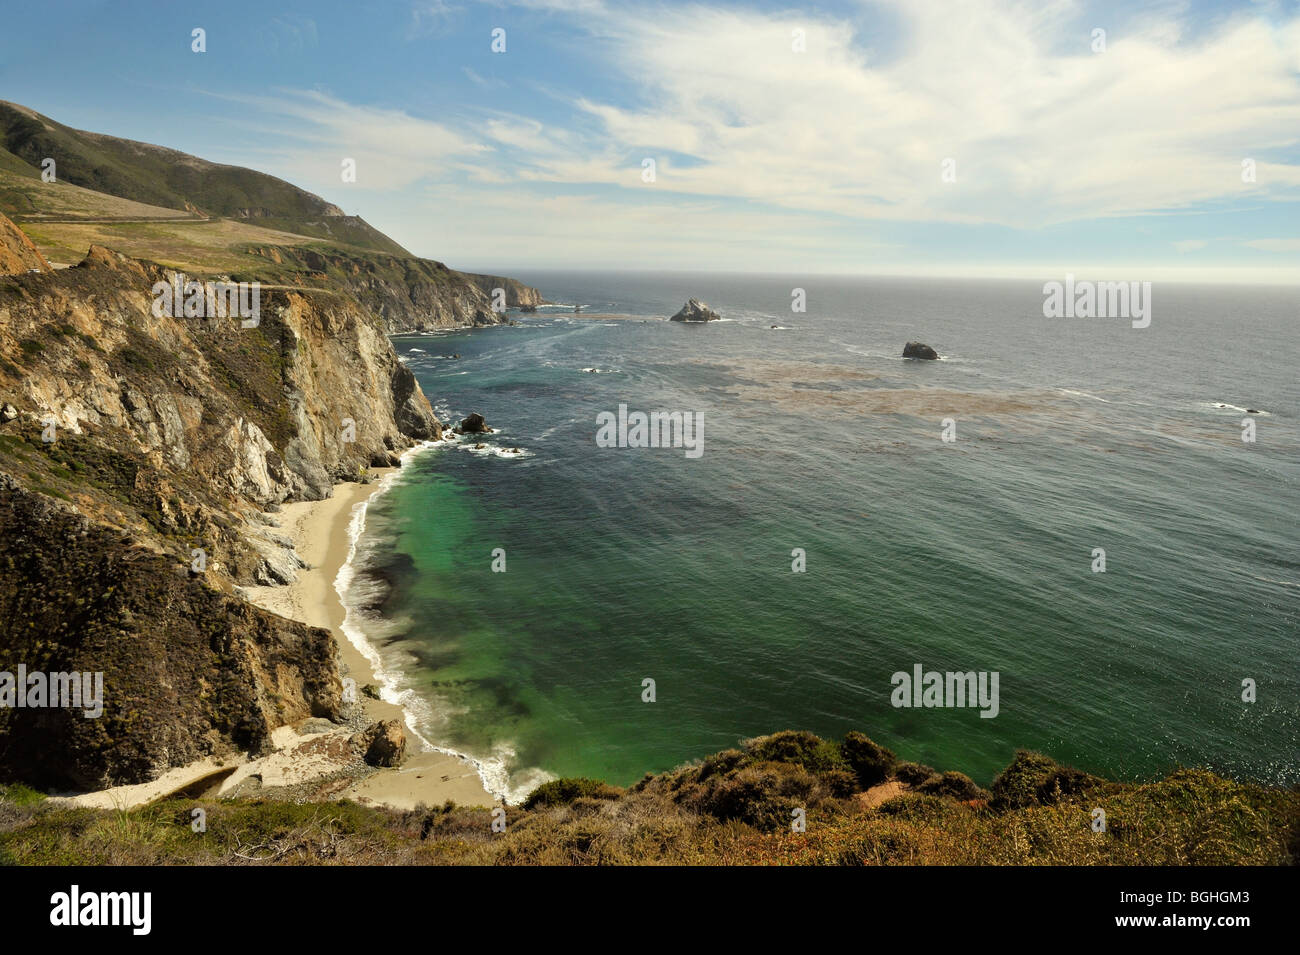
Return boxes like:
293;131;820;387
2;731;1294;865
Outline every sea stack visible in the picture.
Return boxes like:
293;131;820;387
670;298;721;322
456;412;493;434
903;341;939;360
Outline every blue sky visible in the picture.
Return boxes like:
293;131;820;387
2;0;1298;279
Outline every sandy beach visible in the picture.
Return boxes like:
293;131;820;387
66;468;495;812
243;473;496;809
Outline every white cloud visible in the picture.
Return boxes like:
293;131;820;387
208;2;1300;273
1244;238;1300;252
209;89;490;191
463;67;507;90
491;0;1300;227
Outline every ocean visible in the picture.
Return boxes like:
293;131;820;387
338;271;1298;802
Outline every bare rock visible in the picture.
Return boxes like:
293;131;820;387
352;719;406;767
456;412;493;434
903;341;939;360
670;298;721;322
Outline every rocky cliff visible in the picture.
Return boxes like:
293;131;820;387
0;219;443;789
243;244;543;333
0;474;342;791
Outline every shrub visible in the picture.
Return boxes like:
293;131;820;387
916;771;989;801
842;731;896;787
808;740;852;777
684;761;821;830
990;750;1097;810
743;730;825;767
895;761;937;786
821;768;859;798
694;748;747;782
0;783;45;807
523;777;622;810
877;792;951;822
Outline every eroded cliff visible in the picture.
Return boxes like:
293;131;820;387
0;225;442;789
242;243;543;333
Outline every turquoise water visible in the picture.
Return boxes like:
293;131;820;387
345;273;1298;800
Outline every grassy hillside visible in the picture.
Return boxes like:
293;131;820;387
0;103;543;329
0;101;407;255
1;731;1294;865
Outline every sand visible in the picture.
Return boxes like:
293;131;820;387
243;476;495;809
61;472;495;812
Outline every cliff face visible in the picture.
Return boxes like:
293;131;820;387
243;244;543;333
2;243;440;507
0;227;442;788
0;474;342;791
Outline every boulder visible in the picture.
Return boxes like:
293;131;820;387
670;298;721;322
353;719;406;767
456;412;493;434
903;341;939;360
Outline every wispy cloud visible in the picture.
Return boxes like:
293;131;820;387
490;0;1300;226
210;88;489;191
210;0;1300;272
1244;238;1300;253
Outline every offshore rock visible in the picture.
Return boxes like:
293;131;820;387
670;299;721;322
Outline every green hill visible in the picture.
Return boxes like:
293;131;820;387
0;100;407;255
0;102;543;329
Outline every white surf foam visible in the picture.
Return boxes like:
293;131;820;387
1201;401;1269;415
1060;389;1110;402
333;441;536;802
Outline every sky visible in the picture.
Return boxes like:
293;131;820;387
1;0;1298;280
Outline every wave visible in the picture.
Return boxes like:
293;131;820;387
333;442;438;731
1060;389;1110;402
454;442;533;459
1202;401;1269;415
332;441;540;802
1253;575;1300;589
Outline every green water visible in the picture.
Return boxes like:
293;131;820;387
344;273;1298;800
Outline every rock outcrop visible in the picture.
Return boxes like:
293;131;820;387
2;244;440;512
352;719;406;767
670;299;721;322
903;341;939;360
0;474;342;791
455;412;493;435
243;244;544;334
